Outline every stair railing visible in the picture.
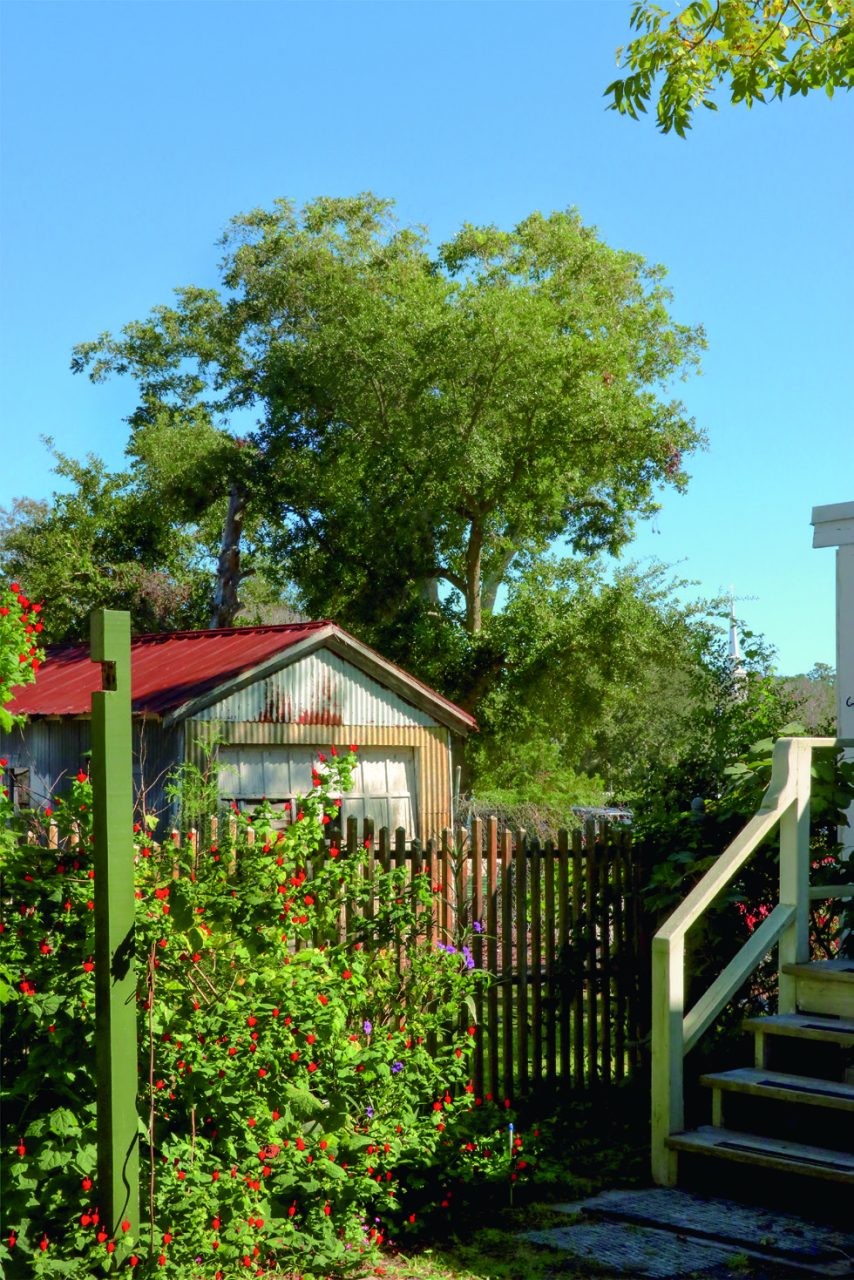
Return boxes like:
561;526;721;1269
651;735;854;1185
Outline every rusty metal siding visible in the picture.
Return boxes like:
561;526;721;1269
191;650;435;728
0;718;182;825
189;721;452;842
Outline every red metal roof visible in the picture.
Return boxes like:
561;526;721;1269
5;622;477;730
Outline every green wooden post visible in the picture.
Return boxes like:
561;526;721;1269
91;609;139;1236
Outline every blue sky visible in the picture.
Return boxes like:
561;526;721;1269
1;0;851;674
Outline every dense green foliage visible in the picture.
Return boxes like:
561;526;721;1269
67;194;704;647
0;751;520;1278
607;1;853;136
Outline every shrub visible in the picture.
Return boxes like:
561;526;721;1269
0;748;502;1278
0;577;44;733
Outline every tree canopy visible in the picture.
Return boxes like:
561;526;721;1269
607;1;853;135
72;194;705;655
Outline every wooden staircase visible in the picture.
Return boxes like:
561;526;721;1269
667;959;854;1186
651;737;854;1190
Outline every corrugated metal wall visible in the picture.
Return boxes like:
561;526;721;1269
189;721;451;842
191;649;436;728
0;718;182;822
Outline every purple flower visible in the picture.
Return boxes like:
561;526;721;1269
462;945;475;970
391;1061;403;1074
365;1105;374;1119
472;921;483;934
363;1019;373;1035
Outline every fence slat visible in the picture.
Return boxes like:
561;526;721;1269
501;829;514;1101
394;826;406;981
585;821;598;1087
600;824;612;1085
486;818;499;1100
456;824;469;938
441;829;453;944
378;826;390;874
425;837;438;948
515;830;529;1096
363;818;375;924
613;833;626;1083
530;839;542;1086
544;839;556;1085
571;828;584;1087
558;828;570;1086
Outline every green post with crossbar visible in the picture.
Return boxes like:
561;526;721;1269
91;609;139;1237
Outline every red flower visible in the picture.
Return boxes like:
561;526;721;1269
82;1176;92;1191
82;959;94;973
318;994;328;1006
16;1141;25;1157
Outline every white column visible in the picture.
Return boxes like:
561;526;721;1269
812;501;854;858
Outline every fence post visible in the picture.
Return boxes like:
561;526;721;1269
778;738;812;1013
90;609;139;1237
651;932;683;1186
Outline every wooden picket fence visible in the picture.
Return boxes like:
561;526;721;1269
40;809;651;1100
343;814;650;1099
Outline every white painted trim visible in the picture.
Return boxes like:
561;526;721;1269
812;500;854;548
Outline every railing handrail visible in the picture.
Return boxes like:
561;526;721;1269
654;736;849;948
651;735;851;1186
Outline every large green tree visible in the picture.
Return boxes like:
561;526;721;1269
72;195;706;660
607;1;853;135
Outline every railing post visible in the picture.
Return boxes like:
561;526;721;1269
778;738;812;1012
651;933;683;1185
90;609;139;1238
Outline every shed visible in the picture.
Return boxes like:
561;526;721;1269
0;622;476;840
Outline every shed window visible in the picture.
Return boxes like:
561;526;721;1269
8;768;30;809
218;746;418;839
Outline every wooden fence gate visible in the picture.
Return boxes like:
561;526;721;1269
353;814;650;1100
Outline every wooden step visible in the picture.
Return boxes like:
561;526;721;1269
743;1012;854;1046
782;960;854;1018
700;1067;854;1113
666;1126;854;1184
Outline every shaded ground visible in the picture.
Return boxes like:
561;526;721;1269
360;1194;854;1280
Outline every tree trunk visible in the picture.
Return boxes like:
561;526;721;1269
210;484;247;629
465;523;483;634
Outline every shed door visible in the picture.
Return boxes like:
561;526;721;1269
218;745;418;838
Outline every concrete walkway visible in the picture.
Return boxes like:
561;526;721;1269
522;1187;854;1278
